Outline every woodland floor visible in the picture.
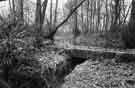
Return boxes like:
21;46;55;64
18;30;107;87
62;59;135;88
37;46;135;88
54;32;135;88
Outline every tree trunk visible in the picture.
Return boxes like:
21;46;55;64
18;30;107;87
73;0;80;43
114;0;120;24
34;0;48;47
90;0;93;32
97;0;101;31
53;0;58;27
16;0;24;22
35;0;41;27
50;0;53;28
86;0;89;33
130;0;135;21
10;0;16;24
81;4;84;33
41;0;48;26
105;0;108;31
35;0;42;48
